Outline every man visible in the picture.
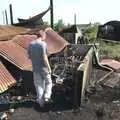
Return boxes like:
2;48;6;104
28;30;52;107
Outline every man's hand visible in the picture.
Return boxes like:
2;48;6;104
44;53;52;74
49;67;52;74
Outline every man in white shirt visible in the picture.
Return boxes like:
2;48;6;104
28;30;52;107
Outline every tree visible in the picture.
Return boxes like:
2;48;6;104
84;23;100;42
54;19;65;31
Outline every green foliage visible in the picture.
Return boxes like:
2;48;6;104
99;42;120;60
43;21;50;26
84;23;100;41
54;19;65;31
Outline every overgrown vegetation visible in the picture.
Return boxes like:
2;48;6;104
44;20;120;60
84;23;120;60
84;23;100;42
99;42;120;60
53;19;66;31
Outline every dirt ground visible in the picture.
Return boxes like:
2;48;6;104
0;67;120;120
9;87;120;120
0;43;120;120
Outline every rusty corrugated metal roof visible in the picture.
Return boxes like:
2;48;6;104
13;34;37;49
0;26;27;41
45;28;68;54
0;61;16;93
0;41;32;71
12;28;68;54
0;28;68;93
0;28;67;71
100;59;120;70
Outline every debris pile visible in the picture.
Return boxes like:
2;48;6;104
0;44;91;110
50;44;91;107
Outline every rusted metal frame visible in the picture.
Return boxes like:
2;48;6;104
77;47;94;105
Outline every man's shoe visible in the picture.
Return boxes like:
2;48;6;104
36;99;44;108
44;98;50;103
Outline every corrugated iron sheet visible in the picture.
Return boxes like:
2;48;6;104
0;27;68;93
100;59;120;70
0;61;16;93
0;26;27;41
12;28;68;54
13;34;37;49
45;28;68;54
0;41;32;71
0;28;67;71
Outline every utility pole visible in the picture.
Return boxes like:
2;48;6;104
50;0;54;29
2;11;5;24
5;10;8;25
9;4;13;25
74;14;76;25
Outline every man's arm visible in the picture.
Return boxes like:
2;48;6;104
43;53;51;73
27;45;31;59
43;42;51;73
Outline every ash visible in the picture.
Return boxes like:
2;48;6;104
49;44;91;108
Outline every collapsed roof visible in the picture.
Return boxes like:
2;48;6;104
14;7;50;28
0;26;28;41
0;27;68;93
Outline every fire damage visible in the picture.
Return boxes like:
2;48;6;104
0;27;92;107
0;26;120;120
0;35;92;109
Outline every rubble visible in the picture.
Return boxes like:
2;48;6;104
9;108;15;114
1;26;120;120
0;112;8;120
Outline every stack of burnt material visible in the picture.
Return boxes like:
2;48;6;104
49;44;91;108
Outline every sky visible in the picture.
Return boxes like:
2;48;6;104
0;0;120;25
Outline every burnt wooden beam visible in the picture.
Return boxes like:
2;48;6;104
74;14;76;25
9;4;13;25
2;11;5;24
78;47;93;105
5;10;8;25
50;0;54;29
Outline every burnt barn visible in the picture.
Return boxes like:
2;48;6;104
0;27;94;110
13;7;50;28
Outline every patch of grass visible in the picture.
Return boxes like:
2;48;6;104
99;41;120;60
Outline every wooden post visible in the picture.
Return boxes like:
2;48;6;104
9;4;13;25
74;14;76;25
5;10;8;25
50;0;54;29
2;11;5;24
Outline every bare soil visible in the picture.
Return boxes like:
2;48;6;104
0;67;120;120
